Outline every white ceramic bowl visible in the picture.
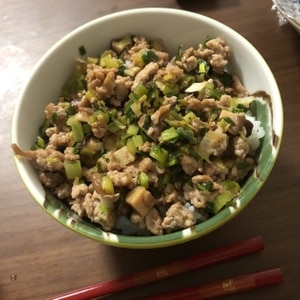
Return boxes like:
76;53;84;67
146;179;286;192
12;8;283;248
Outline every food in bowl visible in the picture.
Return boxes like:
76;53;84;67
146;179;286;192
11;8;283;248
12;33;266;236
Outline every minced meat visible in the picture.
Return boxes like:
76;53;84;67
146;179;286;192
12;34;265;236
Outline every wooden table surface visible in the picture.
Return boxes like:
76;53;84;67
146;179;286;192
1;1;300;299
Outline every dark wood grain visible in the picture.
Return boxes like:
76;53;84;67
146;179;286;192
1;1;299;299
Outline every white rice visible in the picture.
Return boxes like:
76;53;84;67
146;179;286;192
246;114;265;154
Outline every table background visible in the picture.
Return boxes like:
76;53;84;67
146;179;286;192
1;1;300;299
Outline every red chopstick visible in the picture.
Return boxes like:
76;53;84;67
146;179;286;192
142;268;284;300
49;236;264;300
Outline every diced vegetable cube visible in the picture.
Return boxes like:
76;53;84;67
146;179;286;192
112;146;135;166
125;186;156;216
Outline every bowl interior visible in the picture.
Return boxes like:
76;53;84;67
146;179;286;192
12;8;283;248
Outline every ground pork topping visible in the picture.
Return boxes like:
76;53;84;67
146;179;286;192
12;34;266;236
151;103;171;125
90;114;108;138
198;37;231;73
131;62;159;90
162;203;196;232
111;75;133;106
86;65;117;100
232;75;248;97
145;208;163;235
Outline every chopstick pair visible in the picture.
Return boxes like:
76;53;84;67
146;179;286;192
142;268;283;300
50;236;282;300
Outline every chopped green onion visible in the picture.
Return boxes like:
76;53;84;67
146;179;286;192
39;119;51;135
180;75;196;90
101;175;114;194
197;59;210;74
73;142;82;154
107;122;120;133
80;147;96;158
204;201;215;214
233;104;248;113
138;172;149;188
166;152;179;167
218;110;237;128
213;180;240;213
230;96;255;110
67;116;84;142
142;50;158;64
162;83;180;96
31;136;46;150
177;126;197;144
124;99;135;117
100;51;122;68
205;81;223;100
124;66;141;77
132;83;148;98
219;117;236;126
107;111;126;133
158;127;179;143
78;45;86;56
218;118;232;132
130;101;142;117
126;135;144;155
64;160;82;179
112;116;126;130
215;71;233;87
197;181;214;192
93;110;109;124
204;36;212;47
183;111;197;124
126;138;137;155
147;81;159;100
111;34;132;54
150;145;169;166
132;135;144;148
127;124;139;136
82;123;92;135
138;114;151;131
158;173;171;190
175;45;183;61
51;112;58;124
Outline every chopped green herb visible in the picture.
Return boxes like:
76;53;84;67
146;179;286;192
175;45;183;61
78;45;86;56
142;50;158;64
